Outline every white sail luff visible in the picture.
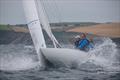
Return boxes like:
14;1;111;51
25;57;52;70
22;0;46;67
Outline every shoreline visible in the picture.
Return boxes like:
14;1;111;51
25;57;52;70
0;22;120;38
67;23;120;38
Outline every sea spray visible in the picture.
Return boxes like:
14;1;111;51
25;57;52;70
85;38;120;71
0;38;119;72
0;44;39;71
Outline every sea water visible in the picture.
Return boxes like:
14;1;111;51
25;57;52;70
0;32;120;80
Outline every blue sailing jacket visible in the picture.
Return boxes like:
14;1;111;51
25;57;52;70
78;38;89;50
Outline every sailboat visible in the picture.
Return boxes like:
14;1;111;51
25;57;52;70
22;0;89;68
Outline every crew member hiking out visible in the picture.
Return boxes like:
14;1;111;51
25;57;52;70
74;33;94;51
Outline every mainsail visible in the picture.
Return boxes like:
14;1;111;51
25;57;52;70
22;0;61;67
35;0;61;48
22;0;46;67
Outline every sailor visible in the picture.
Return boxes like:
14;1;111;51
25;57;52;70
87;36;94;49
78;33;89;50
74;33;94;51
74;35;81;48
76;33;94;51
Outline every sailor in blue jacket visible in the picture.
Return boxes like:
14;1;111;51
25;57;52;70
74;33;94;51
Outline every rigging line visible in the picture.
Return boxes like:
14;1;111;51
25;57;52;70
47;0;58;23
42;0;56;23
51;0;58;23
36;0;59;48
39;0;54;35
35;0;50;31
39;0;61;48
44;0;62;47
45;0;61;23
40;0;61;43
53;0;62;23
54;0;65;47
35;0;51;34
40;0;51;23
48;0;60;23
47;0;58;21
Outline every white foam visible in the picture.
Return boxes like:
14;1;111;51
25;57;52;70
0;44;40;71
86;38;120;71
0;56;39;71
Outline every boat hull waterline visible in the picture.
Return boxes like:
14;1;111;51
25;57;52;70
41;48;89;67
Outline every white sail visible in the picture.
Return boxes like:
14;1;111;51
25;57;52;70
35;0;61;48
22;0;89;68
22;0;46;67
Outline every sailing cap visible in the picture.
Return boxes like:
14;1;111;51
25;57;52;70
75;35;80;38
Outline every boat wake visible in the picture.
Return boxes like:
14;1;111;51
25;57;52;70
0;38;119;72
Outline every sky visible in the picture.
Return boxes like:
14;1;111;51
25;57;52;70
0;0;120;25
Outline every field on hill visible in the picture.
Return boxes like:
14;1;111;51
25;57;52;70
67;23;120;38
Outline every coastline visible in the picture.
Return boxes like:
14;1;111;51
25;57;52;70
67;23;120;38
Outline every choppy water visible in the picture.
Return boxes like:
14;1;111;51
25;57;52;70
0;31;120;80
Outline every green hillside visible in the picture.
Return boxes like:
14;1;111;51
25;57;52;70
0;25;11;30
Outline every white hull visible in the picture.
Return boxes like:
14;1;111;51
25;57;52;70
41;48;89;67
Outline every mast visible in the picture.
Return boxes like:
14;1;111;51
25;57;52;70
22;0;46;67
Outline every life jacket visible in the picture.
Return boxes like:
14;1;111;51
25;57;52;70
78;38;89;50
